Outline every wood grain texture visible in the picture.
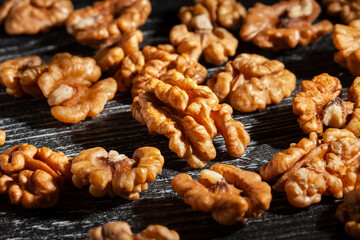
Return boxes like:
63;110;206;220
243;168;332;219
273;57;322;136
0;0;354;239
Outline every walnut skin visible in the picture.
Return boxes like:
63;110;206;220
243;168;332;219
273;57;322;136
71;146;164;200
0;130;5;146
293;73;359;136
88;221;180;240
131;71;250;168
332;19;360;76
0;55;42;97
323;0;360;24
207;53;296;112
261;128;360;208
0;143;72;208
240;0;333;50
179;0;246;29
66;0;151;48
171;163;271;225
0;0;73;35
335;187;360;240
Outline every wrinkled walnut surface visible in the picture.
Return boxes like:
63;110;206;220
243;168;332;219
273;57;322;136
131;71;250;168
66;0;151;48
0;0;73;35
0;143;72;208
0;130;5;146
71;146;164;200
171;163;271;225
240;0;333;50
88;221;180;240
323;0;360;24
207;53;296;112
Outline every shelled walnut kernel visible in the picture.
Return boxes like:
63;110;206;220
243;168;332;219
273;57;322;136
0;130;5;146
323;0;360;24
207;53;296;112
0;143;72;208
240;0;333;50
71;147;164;200
88;221;179;240
171;163;271;225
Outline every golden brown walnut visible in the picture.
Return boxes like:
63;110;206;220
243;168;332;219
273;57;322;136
19;65;48;98
261;128;360;208
66;0;151;48
332;19;360;76
88;221;180;240
0;130;5;146
71;146;164;200
0;143;72;208
178;0;246;29
0;0;73;35
131;71;250;168
170;14;238;65
323;0;360;24
240;0;333;50
171;163;271;225
335;187;360;240
0;56;42;97
207;53;296;112
293;73;359;136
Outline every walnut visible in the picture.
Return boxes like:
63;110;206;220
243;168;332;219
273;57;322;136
0;55;42;97
131;71;250;168
0;143;72;208
207;53;296;112
347;77;360;136
66;0;151;48
332;19;360;76
0;130;5;146
335;187;360;240
0;0;73;35
260;128;360;208
71;146;164;200
292;73;359;136
323;0;360;24
240;0;333;50
88;221;179;240
171;163;271;225
178;0;246;29
170;16;238;65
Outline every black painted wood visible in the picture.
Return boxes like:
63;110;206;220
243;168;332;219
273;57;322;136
0;0;354;239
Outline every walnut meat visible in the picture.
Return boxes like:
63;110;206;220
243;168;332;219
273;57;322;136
0;55;42;97
66;0;151;49
240;0;333;50
131;71;250;168
0;143;72;208
171;163;271;225
0;130;5;146
332;19;360;76
0;0;73;35
88;221;179;240
293;73;359;136
207;53;296;112
335;188;360;240
71;146;164;200
178;0;246;29
261;128;360;208
323;0;360;24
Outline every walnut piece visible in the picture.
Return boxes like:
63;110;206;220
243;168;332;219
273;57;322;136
323;0;360;24
335;187;360;240
0;0;73;35
0;130;5;146
171;163;271;225
88;221;179;240
240;0;333;50
0;55;42;97
332;19;360;76
293;73;359;136
71;146;164;200
178;0;246;29
261;128;360;208
207;53;296;112
66;0;151;48
131;71;250;168
0;143;72;208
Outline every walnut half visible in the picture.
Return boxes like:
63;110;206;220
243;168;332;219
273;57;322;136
0;130;5;146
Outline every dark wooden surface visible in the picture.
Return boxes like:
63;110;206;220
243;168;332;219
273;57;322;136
0;0;355;239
